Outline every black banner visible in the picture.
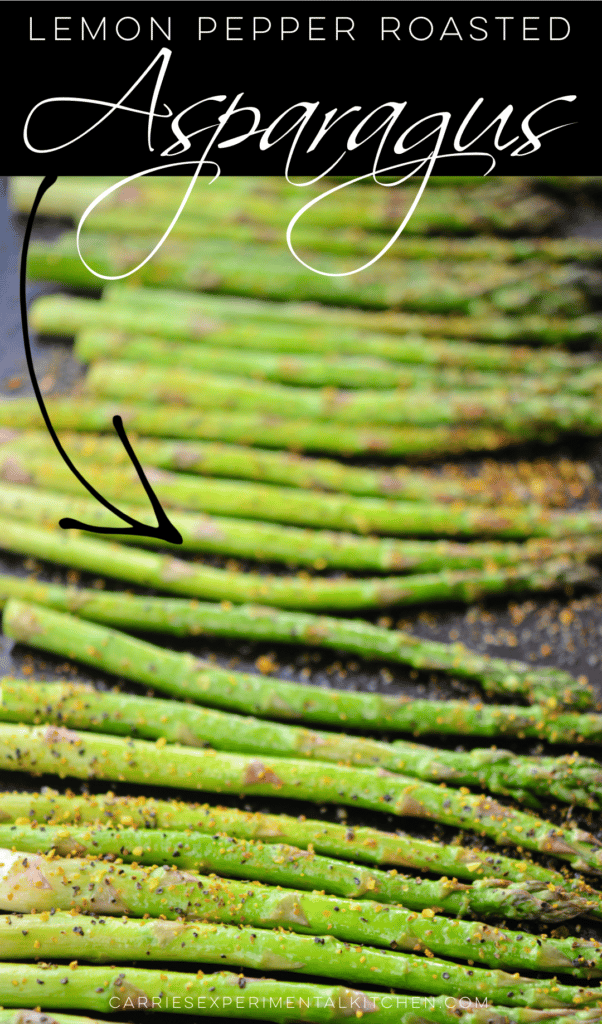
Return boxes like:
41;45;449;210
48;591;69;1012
3;1;598;175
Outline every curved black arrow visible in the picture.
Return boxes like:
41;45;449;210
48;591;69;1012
19;174;183;544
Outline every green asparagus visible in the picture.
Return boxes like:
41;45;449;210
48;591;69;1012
3;562;597;724
1;430;588;506
32;292;600;364
19;174;562;234
2;849;597;968
17;185;602;261
76;330;602;397
0;516;594;612
3;789;601;912
1;593;593;712
2;679;600;809
76;329;578;393
2;593;593;709
5;451;602;538
4;962;598;1024
390;741;602;809
5;479;597;573
33;234;582;314
0;822;584;920
2;910;601;1007
0;716;601;871
104;283;602;347
0;398;559;457
83;360;602;430
12;172;601;261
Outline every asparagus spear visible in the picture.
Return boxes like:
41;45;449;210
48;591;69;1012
390;741;602;809
0;516;594;612
5;963;597;1024
2;849;597;970
17;174;562;234
0;721;601;872
5;479;597;573
3;909;601;1008
29;176;518;259
33;233;578;314
83;360;602;431
0;397;559;457
76;331;602;399
103;284;602;348
6;451;602;538
32;292;599;366
29;195;577;305
4;790;602;915
28;172;589;262
17;186;602;262
0;961;430;1024
3;430;584;506
2;679;600;810
6;559;600;719
76;329;575;394
0;822;585;920
2;593;593;710
16;172;600;263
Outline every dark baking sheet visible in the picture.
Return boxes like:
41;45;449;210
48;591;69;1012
2;178;602;1017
